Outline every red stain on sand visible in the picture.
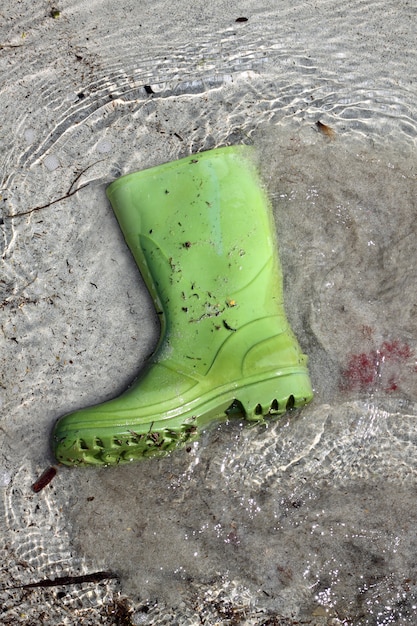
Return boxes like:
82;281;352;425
340;339;414;393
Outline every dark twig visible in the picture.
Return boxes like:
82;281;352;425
3;571;119;591
66;158;106;195
5;183;90;219
4;159;106;220
0;43;25;49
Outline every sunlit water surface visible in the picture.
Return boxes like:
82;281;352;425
1;0;417;624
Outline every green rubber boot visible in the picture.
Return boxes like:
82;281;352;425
53;146;313;466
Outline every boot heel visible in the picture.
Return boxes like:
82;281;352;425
235;371;313;421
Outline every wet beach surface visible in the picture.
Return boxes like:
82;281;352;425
1;0;417;623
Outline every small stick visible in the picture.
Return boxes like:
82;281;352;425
5;183;90;219
31;466;57;493
65;158;106;195
5;159;106;220
4;571;119;591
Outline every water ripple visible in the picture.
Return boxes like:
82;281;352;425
1;0;417;622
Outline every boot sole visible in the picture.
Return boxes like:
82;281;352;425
53;369;313;466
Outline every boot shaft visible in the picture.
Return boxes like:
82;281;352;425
106;147;288;373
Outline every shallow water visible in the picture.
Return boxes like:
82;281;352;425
1;0;417;624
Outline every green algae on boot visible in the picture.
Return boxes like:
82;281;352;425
52;146;313;466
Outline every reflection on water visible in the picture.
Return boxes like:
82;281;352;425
1;0;417;623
